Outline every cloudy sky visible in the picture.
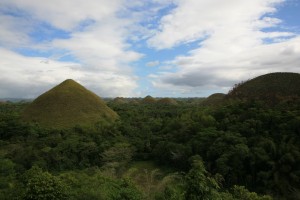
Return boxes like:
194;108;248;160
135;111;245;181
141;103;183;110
0;0;299;98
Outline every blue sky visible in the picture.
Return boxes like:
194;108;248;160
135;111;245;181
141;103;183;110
0;0;299;98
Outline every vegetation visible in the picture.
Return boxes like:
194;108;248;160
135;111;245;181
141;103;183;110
142;96;157;104
157;98;178;106
1;72;300;199
227;72;300;103
201;93;225;106
113;97;127;104
22;79;118;129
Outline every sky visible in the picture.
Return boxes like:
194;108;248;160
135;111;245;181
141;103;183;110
0;0;300;98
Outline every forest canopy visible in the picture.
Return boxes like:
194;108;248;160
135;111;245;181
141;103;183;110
0;72;299;199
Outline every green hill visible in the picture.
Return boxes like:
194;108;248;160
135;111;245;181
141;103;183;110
129;99;140;105
113;97;127;104
201;93;225;106
142;95;157;104
22;79;118;129
226;72;300;103
157;98;178;105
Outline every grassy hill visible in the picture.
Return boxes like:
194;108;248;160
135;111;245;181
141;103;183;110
113;97;127;104
201;93;225;106
157;98;178;105
226;72;300;103
22;79;118;129
142;95;157;104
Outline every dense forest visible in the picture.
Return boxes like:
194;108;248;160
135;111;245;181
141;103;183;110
0;96;299;199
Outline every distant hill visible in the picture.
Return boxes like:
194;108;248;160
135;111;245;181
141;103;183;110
157;98;178;105
128;99;140;105
142;95;157;104
0;98;32;103
113;97;127;104
201;93;225;106
22;79;118;129
226;72;300;103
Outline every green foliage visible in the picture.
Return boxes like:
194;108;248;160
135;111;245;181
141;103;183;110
123;161;179;199
211;100;300;198
1;89;299;200
206;132;249;185
22;166;69;200
230;185;273;200
110;178;143;200
0;158;18;200
156;185;185;200
185;157;220;200
59;169;143;200
101;142;135;176
0;158;15;176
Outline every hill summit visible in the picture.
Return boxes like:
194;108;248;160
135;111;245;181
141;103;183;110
22;79;118;129
226;72;300;103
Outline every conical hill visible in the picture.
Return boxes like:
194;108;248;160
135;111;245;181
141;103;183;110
22;79;118;129
142;95;157;104
226;72;300;102
113;97;127;104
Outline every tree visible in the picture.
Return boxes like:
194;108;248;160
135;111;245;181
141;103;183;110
22;166;69;200
185;156;220;200
101;143;135;176
231;185;272;200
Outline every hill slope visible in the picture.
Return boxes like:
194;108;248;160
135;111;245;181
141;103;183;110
22;79;118;129
226;72;300;102
157;98;178;105
201;93;225;106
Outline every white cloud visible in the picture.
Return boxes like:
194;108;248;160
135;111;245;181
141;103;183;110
0;0;145;97
1;0;123;31
0;48;80;98
0;13;32;48
52;21;143;72
148;0;286;49
146;60;160;67
0;0;299;98
148;0;300;96
150;36;300;95
0;48;138;98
